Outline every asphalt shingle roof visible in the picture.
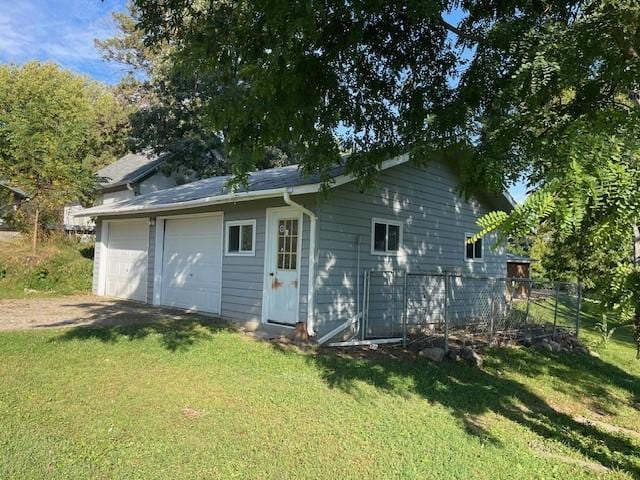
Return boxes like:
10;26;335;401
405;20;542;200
97;152;165;189
0;181;28;198
95;163;346;211
80;154;515;217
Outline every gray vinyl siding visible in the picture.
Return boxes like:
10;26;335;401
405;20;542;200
313;161;507;336
219;198;312;325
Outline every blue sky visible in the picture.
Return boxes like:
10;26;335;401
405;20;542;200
0;0;128;83
0;0;527;202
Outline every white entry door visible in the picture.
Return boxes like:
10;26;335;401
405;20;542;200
265;208;302;325
160;214;223;313
105;220;148;302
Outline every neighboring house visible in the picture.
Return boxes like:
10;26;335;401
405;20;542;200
0;181;28;229
64;152;177;232
78;154;514;340
507;253;532;279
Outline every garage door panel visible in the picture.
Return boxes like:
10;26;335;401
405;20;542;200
105;220;148;302
160;215;222;313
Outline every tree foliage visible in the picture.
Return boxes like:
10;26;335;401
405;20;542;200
97;4;296;182
130;0;640;185
0;62;130;249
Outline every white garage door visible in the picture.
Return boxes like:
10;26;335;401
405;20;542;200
105;220;149;302
160;214;223;313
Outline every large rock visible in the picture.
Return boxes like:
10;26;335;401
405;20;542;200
418;347;445;362
446;348;459;362
547;340;562;353
461;347;483;368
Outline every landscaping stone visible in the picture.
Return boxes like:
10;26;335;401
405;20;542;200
445;349;459;362
548;340;562;353
418;347;445;362
461;347;483;368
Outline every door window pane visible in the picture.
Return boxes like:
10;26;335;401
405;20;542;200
276;218;298;270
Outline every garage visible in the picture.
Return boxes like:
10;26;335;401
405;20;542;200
159;213;223;313
104;220;149;302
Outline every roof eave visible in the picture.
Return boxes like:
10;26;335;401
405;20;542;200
74;184;321;218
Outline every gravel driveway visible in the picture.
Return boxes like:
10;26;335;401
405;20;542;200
0;295;208;330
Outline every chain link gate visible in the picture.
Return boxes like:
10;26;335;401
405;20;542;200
358;271;582;349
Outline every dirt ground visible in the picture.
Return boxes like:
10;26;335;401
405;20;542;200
0;295;208;330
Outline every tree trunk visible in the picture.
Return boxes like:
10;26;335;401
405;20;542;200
32;207;39;256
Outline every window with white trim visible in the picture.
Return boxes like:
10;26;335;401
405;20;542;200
371;218;403;255
465;233;483;260
226;220;256;255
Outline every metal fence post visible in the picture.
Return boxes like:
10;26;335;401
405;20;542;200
489;279;495;344
575;282;582;338
444;271;450;352
362;271;370;341
524;279;532;337
553;282;560;338
402;272;408;348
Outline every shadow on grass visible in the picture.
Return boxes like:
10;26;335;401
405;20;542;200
269;343;640;475
50;301;231;352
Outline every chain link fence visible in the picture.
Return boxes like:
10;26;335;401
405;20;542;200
361;271;582;349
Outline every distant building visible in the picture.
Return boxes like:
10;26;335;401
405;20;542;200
0;181;28;230
63;152;176;232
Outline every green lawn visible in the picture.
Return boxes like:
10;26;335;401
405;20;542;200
1;303;639;478
0;236;93;299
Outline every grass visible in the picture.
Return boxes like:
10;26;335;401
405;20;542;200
0;299;639;479
0;235;94;299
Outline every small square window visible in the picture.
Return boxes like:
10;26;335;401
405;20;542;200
371;218;403;255
465;234;483;260
226;220;256;255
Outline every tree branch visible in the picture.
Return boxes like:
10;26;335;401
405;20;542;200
439;17;487;45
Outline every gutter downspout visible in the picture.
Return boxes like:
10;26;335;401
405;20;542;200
283;190;316;337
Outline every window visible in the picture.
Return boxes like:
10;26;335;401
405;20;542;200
226;220;256;255
277;218;298;270
465;233;483;260
371;218;403;255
